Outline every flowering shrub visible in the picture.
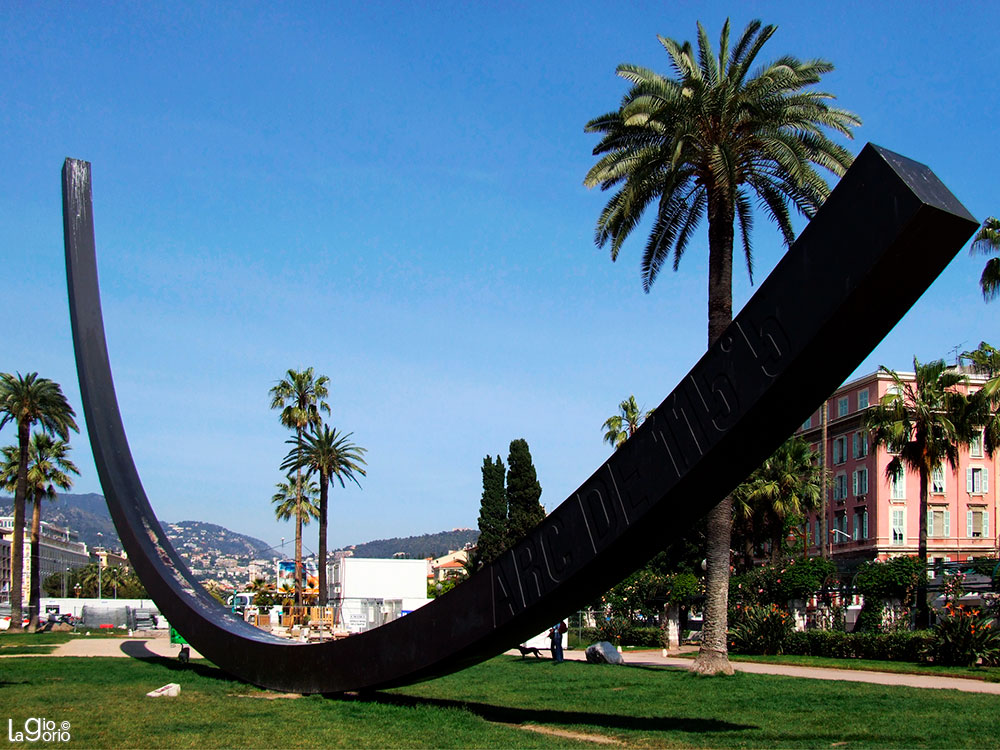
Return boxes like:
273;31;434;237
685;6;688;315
924;604;1000;667
730;558;836;609
729;604;793;655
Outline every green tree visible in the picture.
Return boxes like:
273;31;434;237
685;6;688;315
961;341;1000;377
475;455;507;566
584;19;858;675
970;217;1000;301
283;424;366;605
962;342;1000;457
1;433;79;630
865;359;976;628
0;373;78;632
602;395;652;450
733;437;822;567
44;563;146;599
269;368;330;605
506;439;544;542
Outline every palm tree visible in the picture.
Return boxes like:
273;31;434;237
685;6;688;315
865;359;975;628
961;341;1000;377
1;433;79;630
283;425;366;606
584;19;859;674
269;368;330;605
733;437;822;566
961;342;1000;466
602;395;652;450
271;474;320;600
970;217;1000;301
0;373;78;632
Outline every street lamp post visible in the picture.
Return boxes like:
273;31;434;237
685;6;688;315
63;567;69;598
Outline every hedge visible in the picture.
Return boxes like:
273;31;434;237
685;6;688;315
573;624;663;648
777;629;933;661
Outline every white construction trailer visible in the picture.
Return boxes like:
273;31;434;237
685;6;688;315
328;557;429;633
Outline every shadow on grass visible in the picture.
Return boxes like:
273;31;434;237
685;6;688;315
336;691;754;735
118;641;241;684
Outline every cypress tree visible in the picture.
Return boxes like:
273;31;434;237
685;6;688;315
506;438;544;542
475;455;507;565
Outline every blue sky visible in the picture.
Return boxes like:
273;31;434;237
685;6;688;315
2;1;998;551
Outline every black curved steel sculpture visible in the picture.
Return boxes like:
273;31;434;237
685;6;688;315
63;145;977;694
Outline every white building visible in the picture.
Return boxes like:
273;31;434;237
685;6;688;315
327;557;429;632
0;517;90;602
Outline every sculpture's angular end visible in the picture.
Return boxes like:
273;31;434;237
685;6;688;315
864;143;978;225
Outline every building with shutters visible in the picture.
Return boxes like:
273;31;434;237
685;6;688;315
796;368;998;567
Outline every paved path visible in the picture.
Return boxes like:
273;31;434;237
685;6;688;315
507;647;1000;695
51;636;202;660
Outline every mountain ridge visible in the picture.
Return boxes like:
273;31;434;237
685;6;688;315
0;493;477;561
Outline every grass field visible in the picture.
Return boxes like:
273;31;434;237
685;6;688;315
2;654;1000;748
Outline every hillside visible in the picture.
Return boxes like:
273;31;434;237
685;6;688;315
164;520;272;559
0;492;119;550
1;493;477;562
0;493;269;558
344;529;478;560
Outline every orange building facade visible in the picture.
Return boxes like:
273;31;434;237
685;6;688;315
797;369;998;566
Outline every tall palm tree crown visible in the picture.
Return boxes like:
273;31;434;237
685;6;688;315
864;358;976;628
269;368;330;605
602;395;652;450
0;372;77;631
585;18;859;676
1;432;79;630
970;217;1000;301
271;475;321;524
283;425;366;605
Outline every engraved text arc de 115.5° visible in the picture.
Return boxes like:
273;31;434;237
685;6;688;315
490;314;791;623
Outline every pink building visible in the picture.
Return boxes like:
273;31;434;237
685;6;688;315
796;369;998;566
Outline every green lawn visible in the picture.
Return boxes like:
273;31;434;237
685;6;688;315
1;654;998;748
0;631;73;655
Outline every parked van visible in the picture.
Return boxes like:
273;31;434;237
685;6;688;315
227;592;255;614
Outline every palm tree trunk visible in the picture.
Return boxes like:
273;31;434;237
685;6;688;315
294;427;303;607
916;466;930;628
28;493;42;632
692;194;735;676
9;420;30;632
318;472;328;607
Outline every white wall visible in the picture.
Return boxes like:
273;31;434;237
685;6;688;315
40;597;160;617
334;558;428;600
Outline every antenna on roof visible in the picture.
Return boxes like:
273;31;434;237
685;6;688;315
949;341;966;367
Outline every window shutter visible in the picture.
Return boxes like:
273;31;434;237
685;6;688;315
863;510;869;539
984;470;989;494
927;509;933;536
968;510;974;539
853;471;858;496
967;468;974;493
985;511;989;537
944;509;951;538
